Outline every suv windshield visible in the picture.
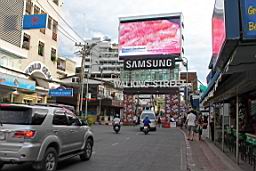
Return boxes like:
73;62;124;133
0;106;47;125
141;113;155;120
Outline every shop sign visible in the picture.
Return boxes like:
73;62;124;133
23;14;47;29
49;88;73;97
114;80;186;88
124;58;175;70
241;0;256;39
25;62;52;80
0;73;36;91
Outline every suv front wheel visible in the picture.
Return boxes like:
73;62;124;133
80;139;93;161
33;147;57;171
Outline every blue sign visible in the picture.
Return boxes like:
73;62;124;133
241;0;256;39
23;14;47;29
49;88;73;97
0;73;36;91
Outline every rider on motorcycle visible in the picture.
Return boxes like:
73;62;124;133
143;116;151;128
112;114;121;125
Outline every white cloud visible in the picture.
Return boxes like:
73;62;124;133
61;0;215;85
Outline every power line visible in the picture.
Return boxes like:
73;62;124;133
58;26;77;43
36;0;84;42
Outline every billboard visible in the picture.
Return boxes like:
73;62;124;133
23;14;47;29
212;0;226;67
49;88;73;97
240;0;256;39
119;14;182;59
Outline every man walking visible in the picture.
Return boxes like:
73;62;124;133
185;110;196;141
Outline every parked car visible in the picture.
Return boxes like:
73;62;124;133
139;110;157;131
0;104;94;171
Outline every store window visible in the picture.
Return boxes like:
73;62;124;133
38;41;45;56
52;20;58;41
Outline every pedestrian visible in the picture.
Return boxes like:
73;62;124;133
133;115;137;126
157;116;161;128
197;115;203;141
185;110;196;141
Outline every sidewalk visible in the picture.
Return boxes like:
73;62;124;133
180;129;243;171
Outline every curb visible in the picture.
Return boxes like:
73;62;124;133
179;128;195;171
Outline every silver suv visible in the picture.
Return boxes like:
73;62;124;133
0;104;94;171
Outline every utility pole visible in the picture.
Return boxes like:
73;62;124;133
75;42;88;115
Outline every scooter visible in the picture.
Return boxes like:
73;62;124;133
113;122;120;134
143;125;149;135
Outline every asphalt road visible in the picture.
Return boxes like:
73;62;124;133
2;125;187;171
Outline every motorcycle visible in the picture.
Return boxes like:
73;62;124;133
143;125;149;135
113;122;120;134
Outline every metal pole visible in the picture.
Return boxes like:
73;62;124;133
85;71;89;118
76;45;86;115
98;68;103;116
222;100;225;152
236;92;239;163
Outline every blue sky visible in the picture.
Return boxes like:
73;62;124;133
60;0;215;85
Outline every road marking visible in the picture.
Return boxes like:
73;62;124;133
92;151;96;155
136;132;140;135
126;137;130;140
112;142;119;146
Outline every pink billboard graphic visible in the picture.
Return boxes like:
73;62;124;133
212;17;226;57
119;18;181;57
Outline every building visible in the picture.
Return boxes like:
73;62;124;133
201;0;256;169
0;0;66;104
82;37;123;81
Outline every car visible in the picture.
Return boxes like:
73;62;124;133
0;103;94;171
139;110;157;131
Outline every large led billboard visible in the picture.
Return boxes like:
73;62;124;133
119;14;182;59
212;0;226;67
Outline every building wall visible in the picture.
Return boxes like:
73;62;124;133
180;72;198;91
19;0;63;81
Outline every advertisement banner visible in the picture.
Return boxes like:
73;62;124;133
23;14;47;29
119;15;181;58
123;94;135;120
212;0;226;67
241;0;256;39
165;92;179;116
0;73;35;91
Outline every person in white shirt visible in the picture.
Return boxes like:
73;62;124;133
185;110;197;141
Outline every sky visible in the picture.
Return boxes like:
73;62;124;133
60;0;215;85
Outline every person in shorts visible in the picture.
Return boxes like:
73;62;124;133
185;110;196;141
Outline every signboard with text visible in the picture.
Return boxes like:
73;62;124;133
49;88;73;97
241;0;256;39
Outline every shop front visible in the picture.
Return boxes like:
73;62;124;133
201;0;256;168
0;72;36;103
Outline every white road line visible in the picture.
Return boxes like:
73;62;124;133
136;132;140;135
126;137;130;140
112;142;119;146
92;151;96;155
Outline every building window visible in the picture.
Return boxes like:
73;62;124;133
38;41;44;56
25;0;32;15
40;10;46;34
52;20;58;41
53;0;59;6
48;16;52;30
57;58;66;71
34;5;40;14
22;33;30;50
51;48;57;62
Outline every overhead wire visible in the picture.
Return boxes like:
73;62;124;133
36;0;84;42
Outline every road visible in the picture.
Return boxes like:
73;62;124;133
2;125;187;171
